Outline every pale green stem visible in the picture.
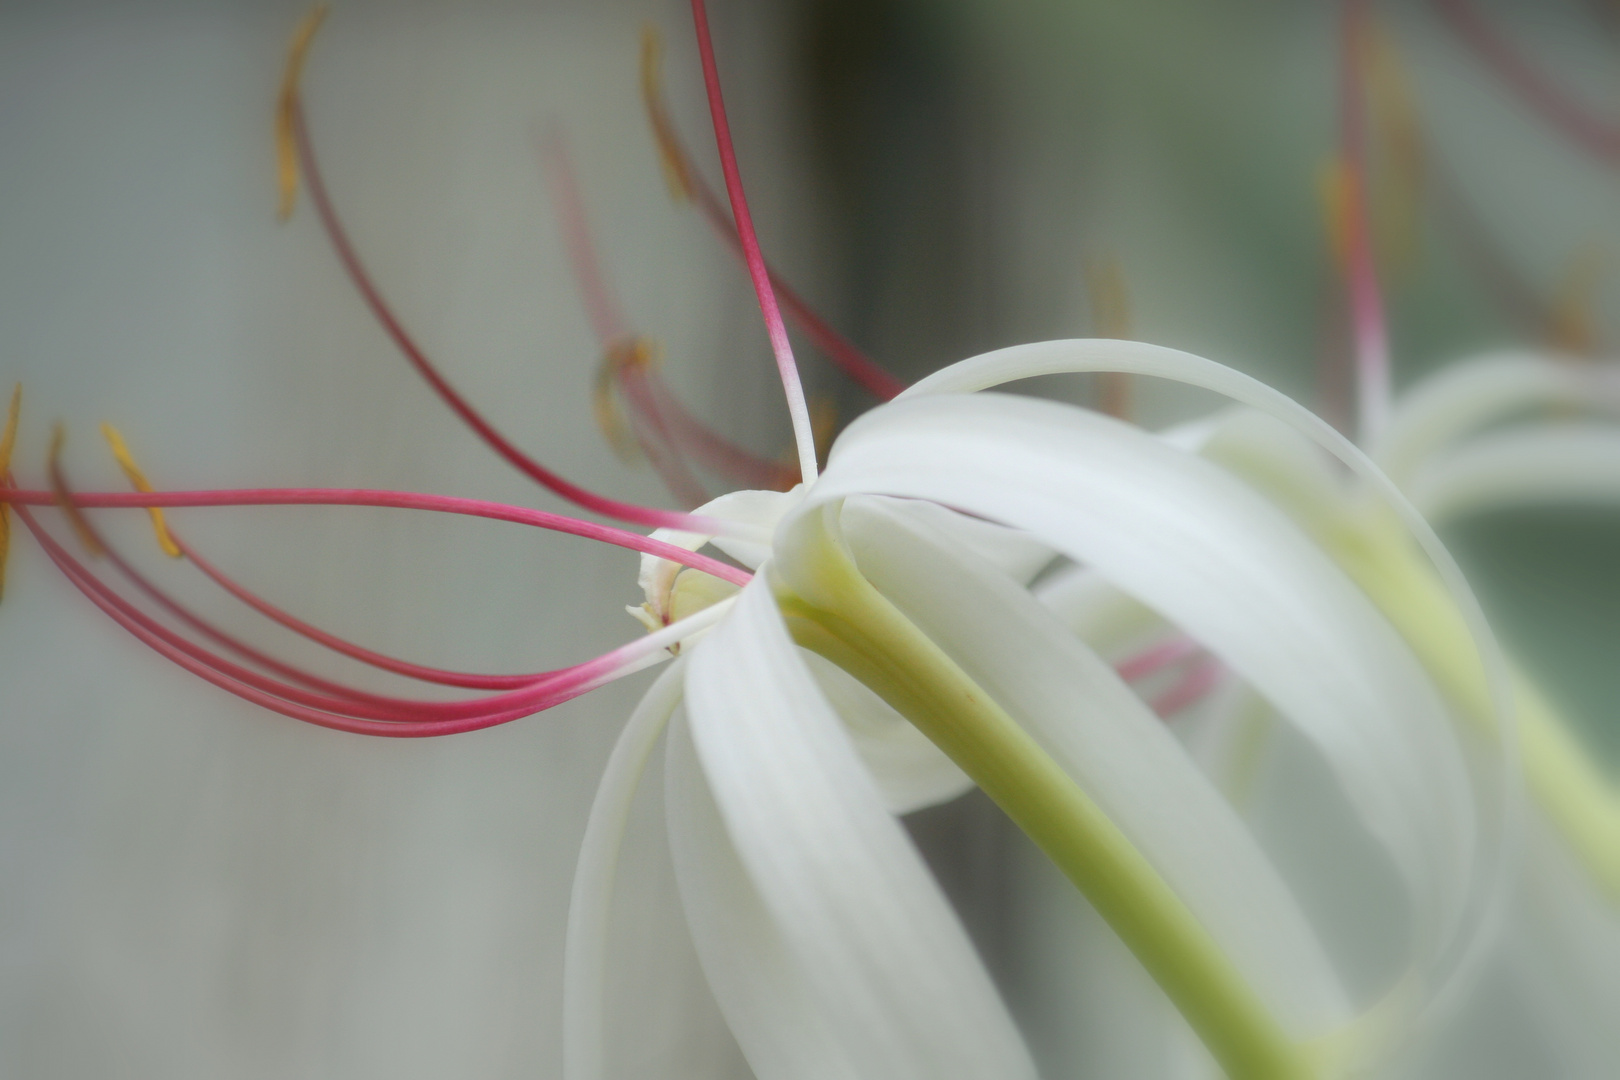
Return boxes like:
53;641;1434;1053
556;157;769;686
1327;513;1620;902
773;512;1313;1080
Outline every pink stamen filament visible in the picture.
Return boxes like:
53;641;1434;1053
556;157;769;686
544;138;799;494
1340;0;1393;445
642;48;904;401
1433;0;1620;163
687;0;818;485
15;496;732;737
541;131;631;345
289;100;718;535
1150;656;1226;718
620;363;796;491
1115;634;1203;682
0;486;753;588
174;535;555;691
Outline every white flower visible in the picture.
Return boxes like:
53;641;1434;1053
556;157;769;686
564;336;1512;1080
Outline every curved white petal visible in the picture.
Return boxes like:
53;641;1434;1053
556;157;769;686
1513;816;1620;1080
800;649;974;815
675;578;1036;1080
1407;425;1620;524
839;495;1352;1035
564;659;689;1080
897;339;1516;1007
1036;563;1167;657
638;488;800;618
1360;352;1620;482
787;387;1488;1009
1373;353;1620;484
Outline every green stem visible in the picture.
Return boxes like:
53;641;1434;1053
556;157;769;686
775;512;1312;1080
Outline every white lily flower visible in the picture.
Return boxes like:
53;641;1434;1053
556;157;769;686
559;331;1516;1080
0;6;1516;1080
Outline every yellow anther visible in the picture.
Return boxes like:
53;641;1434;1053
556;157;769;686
48;423;104;558
276;4;330;222
101;424;183;559
0;383;21;603
1365;20;1424;274
593;336;659;463
1318;155;1355;273
1547;246;1605;356
1085;255;1133;419
640;25;695;204
809;394;838;473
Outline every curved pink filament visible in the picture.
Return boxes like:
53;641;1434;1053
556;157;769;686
688;0;817;484
1340;0;1392;444
0;486;752;588
19;497;704;734
543;136;797;494
289;100;707;533
174;536;552;691
1433;0;1620;163
611;365;713;508
1150;657;1226;718
618;365;797;492
1115;635;1202;683
38;528;606;735
643;72;904;401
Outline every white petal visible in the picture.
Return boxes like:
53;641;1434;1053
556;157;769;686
1035;563;1166;657
799;649;974;815
564;659;689;1080
875;499;1055;584
1407;425;1620;524
790;387;1486;1003
676;578;1036;1080
1373;352;1620;483
899;339;1516;998
638;488;800;616
838;495;1351;1034
1512;816;1620;1079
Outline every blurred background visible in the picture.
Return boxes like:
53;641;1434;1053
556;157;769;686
1;0;1617;1076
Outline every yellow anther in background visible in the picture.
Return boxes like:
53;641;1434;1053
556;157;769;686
1547;247;1605;357
276;4;330;221
0;383;21;603
594;336;659;463
1318;155;1355;274
101;424;183;559
1365;20;1425;274
809;394;838;471
1085;255;1133;420
640;25;695;204
48;423;104;559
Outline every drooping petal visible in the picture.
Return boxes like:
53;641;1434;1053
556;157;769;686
836;495;1351;1035
797;378;1499;1015
564;659;689;1080
1406;425;1620;523
1512;817;1620;1080
674;578;1036;1080
1372;353;1620;483
799;649;974;815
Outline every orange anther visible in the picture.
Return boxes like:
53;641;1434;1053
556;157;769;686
276;5;330;221
101;424;183;559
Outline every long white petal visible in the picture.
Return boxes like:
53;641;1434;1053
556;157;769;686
1513;816;1620;1080
898;338;1516;1009
676;579;1036;1080
839;495;1352;1034
792;388;1487;1009
800;649;975;815
1372;353;1620;483
1407;425;1620;524
564;659;689;1080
